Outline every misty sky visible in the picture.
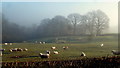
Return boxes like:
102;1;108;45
2;2;118;32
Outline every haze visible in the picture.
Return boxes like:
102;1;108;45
2;2;118;33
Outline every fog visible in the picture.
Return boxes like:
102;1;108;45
2;2;118;33
1;2;118;42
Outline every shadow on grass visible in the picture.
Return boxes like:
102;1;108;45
28;56;39;58
10;55;39;58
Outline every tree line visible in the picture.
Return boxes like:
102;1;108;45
2;9;109;43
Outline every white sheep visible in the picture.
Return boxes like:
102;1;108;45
23;48;28;51
9;48;23;52
39;53;50;58
81;52;86;57
51;47;56;50
14;48;18;50
10;43;12;45
111;50;120;55
43;42;46;44
100;44;104;47
4;43;8;45
39;42;42;44
53;51;59;54
9;49;13;52
9;48;17;52
17;48;23;51
63;46;68;50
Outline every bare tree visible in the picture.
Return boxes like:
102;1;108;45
67;13;81;35
36;18;51;37
86;10;109;36
37;15;71;37
85;12;96;36
51;15;71;36
78;15;90;35
94;10;109;35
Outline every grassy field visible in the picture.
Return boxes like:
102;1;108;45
2;35;118;62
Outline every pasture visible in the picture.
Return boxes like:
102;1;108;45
1;35;118;62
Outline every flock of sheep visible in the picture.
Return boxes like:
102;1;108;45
4;43;13;45
35;41;86;58
0;43;120;58
39;46;69;58
0;48;28;56
35;41;46;44
9;48;28;52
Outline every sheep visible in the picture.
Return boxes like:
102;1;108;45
17;48;23;51
39;53;50;58
111;50;120;55
4;43;8;45
80;52;86;57
63;46;68;50
14;48;18;50
9;49;13;52
51;47;56;50
10;43;12;45
10;48;26;52
9;48;17;52
23;48;28;51
39;42;42;44
100;44;104;47
53;51;59;54
46;50;50;54
43;42;46;44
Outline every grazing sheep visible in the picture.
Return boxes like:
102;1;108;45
63;46;68;50
10;48;25;52
0;52;2;56
14;48;18;50
4;43;8;45
17;48;23;51
111;50;120;55
51;47;56;50
39;42;42;44
10;43;12;45
39;53;50;58
46;50;50;54
9;48;17;52
100;44;104;47
43;42;45;44
81;52;86;57
9;49;13;52
53;51;59;54
23;48;28;51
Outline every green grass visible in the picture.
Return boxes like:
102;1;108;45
2;35;118;62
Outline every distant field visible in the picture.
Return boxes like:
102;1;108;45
2;35;118;62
